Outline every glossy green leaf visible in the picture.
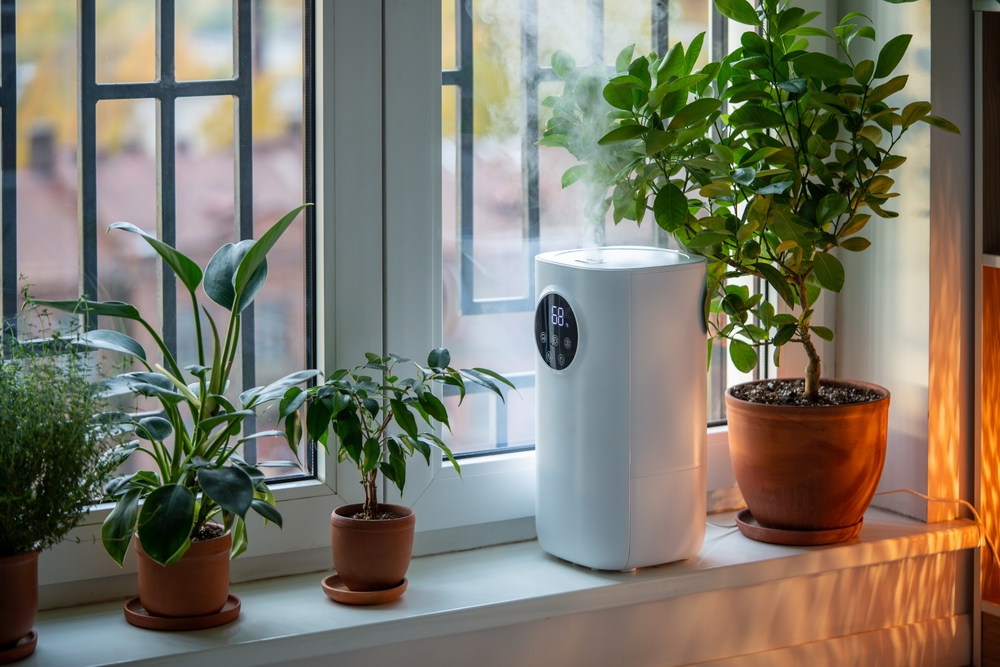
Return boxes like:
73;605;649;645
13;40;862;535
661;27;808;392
900;101;932;129
389;398;419;439
728;105;785;130
102;488;140;567
108;223;203;293
839;237;871;252
418;392;450;429
875;34;911;79
920;114;961;135
812;251;846;292
561;165;587;188
598;125;646;144
667;98;722;130
197;466;255;518
683;32;705;75
471;367;516;390
551;50;576;79
233;205;309;297
250;498;282;528
602;83;633;111
867;74;908;104
657;42;685;80
686;231;731;248
136;484;196;566
204;240;267;312
816;193;849;225
136;416;172;442
811;325;835;342
794;52;854;80
755;263;795;308
80;329;147;362
31;298;142;321
427;348;452;369
854;59;875;85
459;368;505;398
714;0;761;26
729;339;758;373
654;183;690;232
614;44;635;74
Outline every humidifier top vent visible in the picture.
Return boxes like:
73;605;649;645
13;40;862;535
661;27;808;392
540;246;701;272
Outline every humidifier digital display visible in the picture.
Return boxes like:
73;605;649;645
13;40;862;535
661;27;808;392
534;292;578;371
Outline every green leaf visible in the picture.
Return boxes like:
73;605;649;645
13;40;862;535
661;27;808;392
854;59;875;85
812;251;845;292
419;392;450;429
31;298;141;321
773;323;797;346
204;239;267;312
755;263;795;309
362;437;381;475
552;50;576;79
900;101;932;129
785;26;832;38
460;368;505;398
108;222;203;293
854;26;876;41
136;416;172;441
250;498;282;528
136;484;196;566
920;114;961;135
683;32;705;75
657;42;685;80
102;488;140;567
667;98;722;130
728;105;785;130
233;205;309;297
729;339;758;373
839;237;871;252
427;347;452;368
714;0;761;26
390;398;419;439
731;168;756;186
561;165;587;189
197;466;255;518
653;183;689;232
615;44;635;74
686;231;731;248
598;124;646;145
306;397;333;441
241;369;320;408
816;193;849;225
867;75;908;104
812;325;835;342
603;83;633;111
470;367;515;390
279;386;308;419
80;329;147;362
875;34;912;79
794;52;854;80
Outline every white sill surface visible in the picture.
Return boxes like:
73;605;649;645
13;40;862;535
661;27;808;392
23;508;979;667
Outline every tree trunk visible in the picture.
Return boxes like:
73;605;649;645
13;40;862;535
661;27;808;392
802;330;821;402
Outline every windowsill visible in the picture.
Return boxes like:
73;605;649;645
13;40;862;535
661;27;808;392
24;508;978;667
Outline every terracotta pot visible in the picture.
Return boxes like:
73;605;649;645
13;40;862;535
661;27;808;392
726;379;890;533
330;504;415;592
0;552;37;646
136;530;231;618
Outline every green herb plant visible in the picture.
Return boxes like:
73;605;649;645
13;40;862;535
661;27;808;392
34;205;317;567
289;349;512;520
0;301;116;557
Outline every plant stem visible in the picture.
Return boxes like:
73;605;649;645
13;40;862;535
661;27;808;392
797;281;822;401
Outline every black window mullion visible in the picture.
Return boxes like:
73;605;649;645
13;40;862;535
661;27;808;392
156;0;178;361
458;0;476;316
0;0;15;331
234;0;257;462
77;0;99;331
653;0;669;58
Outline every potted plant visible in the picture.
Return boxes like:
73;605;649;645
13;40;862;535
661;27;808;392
288;349;511;603
34;205;318;626
0;303;115;662
543;0;959;543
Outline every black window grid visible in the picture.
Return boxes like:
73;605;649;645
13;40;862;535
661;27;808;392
0;0;318;472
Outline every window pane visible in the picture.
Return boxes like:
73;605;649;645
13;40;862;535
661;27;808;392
441;0;737;457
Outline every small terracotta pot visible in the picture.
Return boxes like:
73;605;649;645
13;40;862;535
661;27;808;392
726;379;890;534
330;504;415;592
135;529;231;618
0;552;38;646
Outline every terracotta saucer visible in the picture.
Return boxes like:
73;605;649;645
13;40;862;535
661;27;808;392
321;574;407;605
0;630;37;665
736;509;863;546
123;595;241;631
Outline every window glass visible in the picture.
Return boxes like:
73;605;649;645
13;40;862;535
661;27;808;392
441;0;749;457
14;0;312;480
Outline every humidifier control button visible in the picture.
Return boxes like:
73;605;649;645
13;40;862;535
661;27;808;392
540;331;547;344
563;337;571;349
558;353;566;366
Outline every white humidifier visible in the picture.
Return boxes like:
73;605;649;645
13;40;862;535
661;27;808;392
534;246;707;571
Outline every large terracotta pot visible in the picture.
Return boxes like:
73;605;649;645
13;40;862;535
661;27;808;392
726;379;890;533
0;552;37;646
331;504;415;592
135;530;231;618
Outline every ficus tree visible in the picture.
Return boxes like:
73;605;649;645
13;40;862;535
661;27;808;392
34;205;317;566
545;0;958;402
